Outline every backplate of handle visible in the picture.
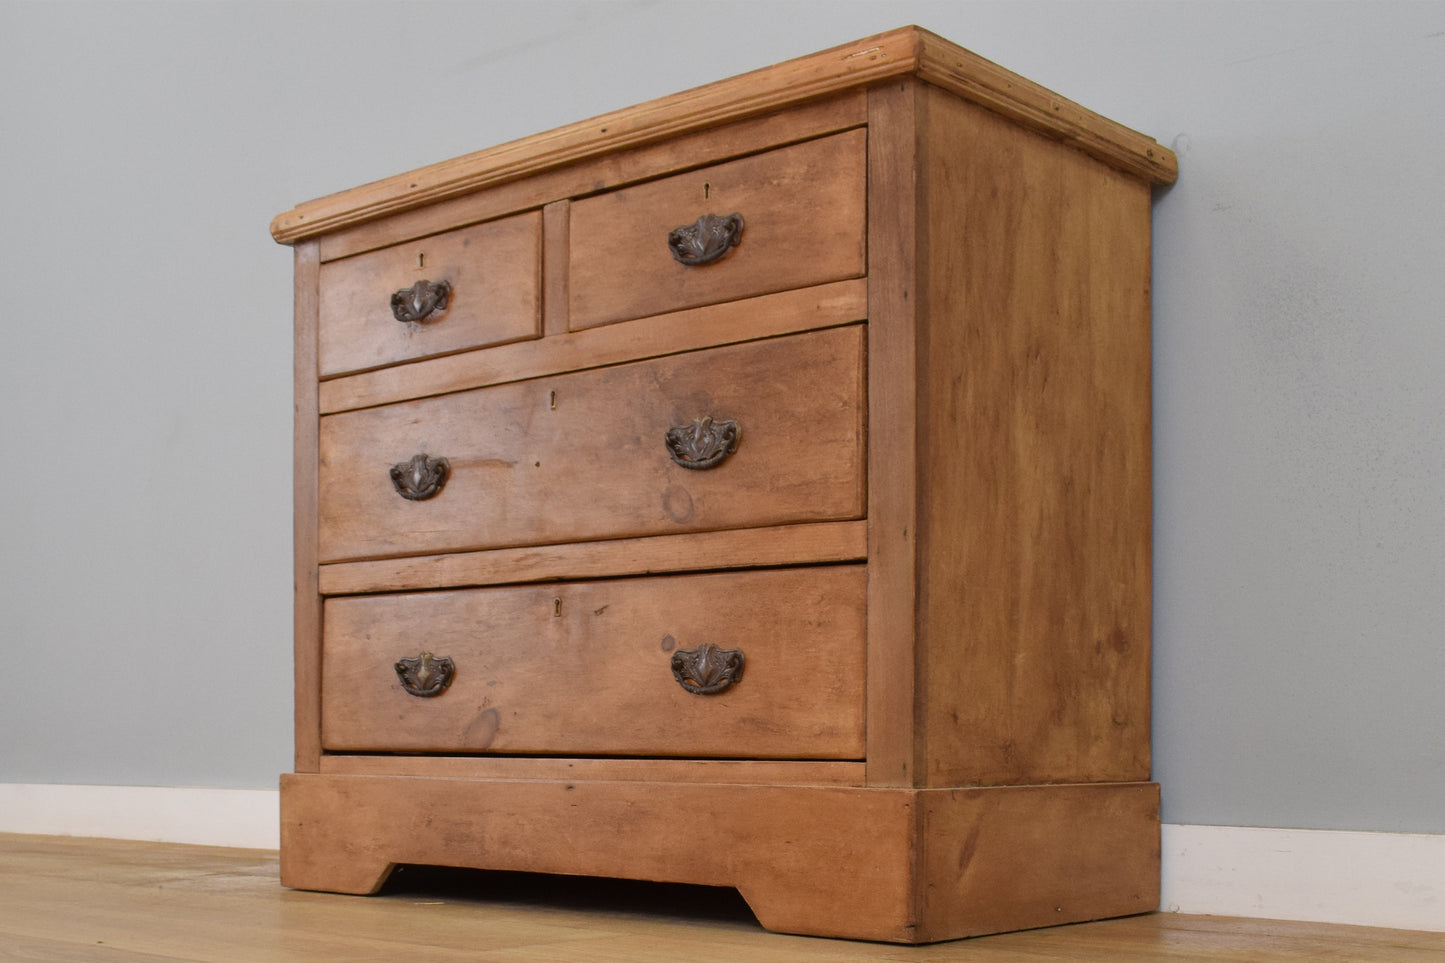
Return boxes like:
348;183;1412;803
391;279;452;322
394;652;455;697
665;416;740;470
667;212;744;265
671;642;745;695
390;453;449;500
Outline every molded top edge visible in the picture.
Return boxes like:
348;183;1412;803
271;26;1176;245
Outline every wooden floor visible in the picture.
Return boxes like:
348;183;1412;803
2;834;1441;961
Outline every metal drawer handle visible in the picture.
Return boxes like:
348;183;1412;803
665;416;740;470
391;279;452;322
390;453;449;500
671;643;745;695
395;652;455;697
667;212;743;266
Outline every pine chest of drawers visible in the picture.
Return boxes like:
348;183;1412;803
273;26;1177;943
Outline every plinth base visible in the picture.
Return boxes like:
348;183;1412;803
280;773;1158;943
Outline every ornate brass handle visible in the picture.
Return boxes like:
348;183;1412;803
391;279;452;322
667;212;744;265
394;652;455;697
390;453;449;500
665;416;740;470
671;643;745;695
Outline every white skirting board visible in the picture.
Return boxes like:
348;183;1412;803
0;784;279;850
1;785;1441;932
1160;823;1445;933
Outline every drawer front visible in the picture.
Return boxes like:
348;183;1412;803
317;324;865;563
321;566;866;758
568;129;865;329
318;212;541;377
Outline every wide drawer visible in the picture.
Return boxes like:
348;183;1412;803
568;129;866;329
318;211;541;377
321;566;867;758
317;324;865;563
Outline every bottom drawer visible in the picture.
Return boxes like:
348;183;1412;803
321;566;866;759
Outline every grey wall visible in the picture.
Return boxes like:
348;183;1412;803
2;1;1441;833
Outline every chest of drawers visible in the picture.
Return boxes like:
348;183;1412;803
273;27;1177;943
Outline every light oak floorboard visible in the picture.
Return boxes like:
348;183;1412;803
3;835;1442;961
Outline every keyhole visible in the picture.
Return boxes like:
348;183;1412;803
553;597;562;617
703;182;710;201
417;252;425;269
549;390;556;410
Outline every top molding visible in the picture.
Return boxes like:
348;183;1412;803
270;26;1177;245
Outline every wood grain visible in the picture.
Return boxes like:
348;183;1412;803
318;278;866;414
279;776;1161;943
270;26;1174;245
317;325;865;563
314;92;866;263
914;87;1153;786
541;200;569;336
280;775;918;940
863;81;924;788
320;567;867;758
916;783;1160;940
292;240;322;772
912;29;1177;186
318;212;541;377
569;129;866;328
319;755;865;786
317;520;866;595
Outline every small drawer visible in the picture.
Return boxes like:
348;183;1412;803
568;129;865;329
321;566;866;758
317;324;865;563
318;211;541;377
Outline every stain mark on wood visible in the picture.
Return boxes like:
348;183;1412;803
661;485;695;522
464;707;501;747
